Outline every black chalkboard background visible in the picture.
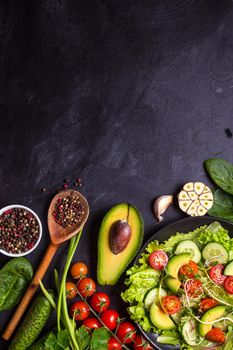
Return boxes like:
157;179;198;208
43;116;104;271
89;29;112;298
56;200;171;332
1;0;233;349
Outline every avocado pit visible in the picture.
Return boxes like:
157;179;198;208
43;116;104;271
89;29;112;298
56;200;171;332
109;220;131;255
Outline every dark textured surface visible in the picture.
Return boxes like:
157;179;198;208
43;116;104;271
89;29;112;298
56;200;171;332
0;0;233;348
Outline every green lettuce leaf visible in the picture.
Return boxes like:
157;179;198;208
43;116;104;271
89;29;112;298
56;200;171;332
122;268;160;304
197;221;233;259
157;330;180;345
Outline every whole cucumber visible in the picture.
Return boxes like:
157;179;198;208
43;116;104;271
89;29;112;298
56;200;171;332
28;328;56;350
9;291;54;350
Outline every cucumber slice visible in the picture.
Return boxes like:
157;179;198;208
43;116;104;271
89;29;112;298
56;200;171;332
144;287;167;309
202;242;228;264
224;260;233;276
182;320;203;346
175;240;201;263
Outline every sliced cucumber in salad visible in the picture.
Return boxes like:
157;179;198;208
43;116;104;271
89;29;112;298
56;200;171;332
175;240;201;263
224;260;233;276
182;320;203;346
202;242;229;264
144;287;167;309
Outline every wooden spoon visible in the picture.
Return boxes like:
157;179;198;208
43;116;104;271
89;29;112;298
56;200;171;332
2;189;89;341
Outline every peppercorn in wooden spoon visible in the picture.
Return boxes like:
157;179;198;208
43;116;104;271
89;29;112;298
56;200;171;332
3;189;89;340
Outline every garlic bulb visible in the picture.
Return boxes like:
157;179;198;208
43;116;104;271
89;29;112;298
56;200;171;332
178;182;213;216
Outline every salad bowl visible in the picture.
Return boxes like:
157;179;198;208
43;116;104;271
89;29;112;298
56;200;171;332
132;216;233;350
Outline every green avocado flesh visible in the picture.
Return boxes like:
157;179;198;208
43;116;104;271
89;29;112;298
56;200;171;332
166;253;191;279
165;276;181;293
199;305;226;337
97;203;144;285
150;303;176;330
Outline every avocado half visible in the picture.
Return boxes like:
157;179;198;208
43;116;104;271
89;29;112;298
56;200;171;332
97;203;144;285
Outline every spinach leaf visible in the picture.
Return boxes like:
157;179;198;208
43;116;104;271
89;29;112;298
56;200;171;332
208;189;233;223
0;257;33;311
204;158;233;195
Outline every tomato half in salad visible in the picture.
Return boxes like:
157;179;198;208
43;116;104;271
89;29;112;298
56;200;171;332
149;250;168;270
184;278;202;298
224;276;233;294
199;298;218;312
161;295;181;315
209;265;227;285
205;328;225;344
179;260;198;279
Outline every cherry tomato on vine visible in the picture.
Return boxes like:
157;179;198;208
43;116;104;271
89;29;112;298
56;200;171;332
90;292;110;313
116;321;136;344
70;301;90;321
70;262;88;279
100;309;119;330
65;281;77;299
205;328;225;344
199;298;218;312
224;276;233;294
108;337;122;350
179;260;198;279
77;277;96;297
133;334;153;350
209;265;226;285
83;317;101;330
149;250;168;270
161;296;181;315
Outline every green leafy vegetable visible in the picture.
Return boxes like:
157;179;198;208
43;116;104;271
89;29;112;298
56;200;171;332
89;328;110;350
205;158;233;195
223;331;233;349
208;189;233;223
156;330;180;345
45;329;70;350
75;327;91;350
197;221;233;259
0;257;33;311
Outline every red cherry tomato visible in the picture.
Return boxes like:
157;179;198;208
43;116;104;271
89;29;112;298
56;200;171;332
108;337;122;350
100;309;119;330
70;262;88;279
116;321;136;344
70;301;90;321
184;279;203;298
209;265;227;285
205;328;225;344
65;281;77;299
83;317;101;330
224;276;233;294
161;296;181;315
200;298;218;312
133;335;153;350
179;260;198;279
90;292;110;313
149;250;168;270
77;278;96;297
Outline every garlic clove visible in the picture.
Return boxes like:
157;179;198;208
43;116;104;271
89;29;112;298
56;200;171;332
187;191;198;201
200;200;214;210
179;200;192;213
178;191;190;201
197;205;207;216
199;192;213;201
183;182;194;191
194;182;205;195
153;195;173;223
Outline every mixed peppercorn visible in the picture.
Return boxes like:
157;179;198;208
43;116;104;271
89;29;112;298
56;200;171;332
0;208;40;254
53;194;85;228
